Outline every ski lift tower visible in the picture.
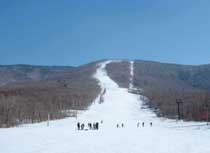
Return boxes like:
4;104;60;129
176;99;183;120
205;103;209;126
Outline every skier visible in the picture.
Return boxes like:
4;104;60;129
121;123;124;128
93;123;96;130
77;122;80;130
142;122;145;127
88;123;92;130
116;124;119;128
95;122;99;130
81;123;85;130
100;120;103;124
137;122;140;128
150;122;153;127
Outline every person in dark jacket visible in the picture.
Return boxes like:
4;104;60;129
116;124;119;128
81;123;85;130
95;122;99;130
150;122;153;127
121;123;124;128
142;122;145;127
77;122;80;130
88;123;92;130
137;122;140;128
93;123;96;130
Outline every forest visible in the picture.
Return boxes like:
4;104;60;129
106;60;210;121
0;62;101;127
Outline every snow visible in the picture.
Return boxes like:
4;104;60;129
0;60;210;153
129;61;134;89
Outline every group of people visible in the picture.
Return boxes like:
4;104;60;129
77;121;153;130
77;121;101;130
116;123;124;128
116;122;153;128
137;122;153;127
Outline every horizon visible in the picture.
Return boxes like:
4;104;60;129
1;0;210;66
0;58;210;67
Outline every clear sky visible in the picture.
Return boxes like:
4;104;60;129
0;0;210;66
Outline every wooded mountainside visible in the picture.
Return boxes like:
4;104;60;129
106;60;210;121
0;62;101;127
1;59;210;127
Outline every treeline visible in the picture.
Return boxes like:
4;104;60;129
0;61;102;127
142;88;210;121
106;61;130;88
0;78;100;128
132;60;210;121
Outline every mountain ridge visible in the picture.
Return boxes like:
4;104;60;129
0;59;210;127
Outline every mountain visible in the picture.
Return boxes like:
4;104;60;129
134;60;210;91
1;59;210;127
0;64;76;86
3;60;210;91
106;60;210;121
0;61;102;127
106;60;210;91
1;60;210;153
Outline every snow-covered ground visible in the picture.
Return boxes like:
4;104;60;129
1;60;210;153
129;61;134;90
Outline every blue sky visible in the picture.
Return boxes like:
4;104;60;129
0;0;210;66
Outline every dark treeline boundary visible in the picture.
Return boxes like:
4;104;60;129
141;88;210;121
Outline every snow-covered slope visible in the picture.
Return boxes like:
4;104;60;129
1;60;210;153
129;61;134;89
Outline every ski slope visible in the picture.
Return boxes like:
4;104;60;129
0;60;210;153
129;61;134;89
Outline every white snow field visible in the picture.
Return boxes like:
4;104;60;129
1;60;210;153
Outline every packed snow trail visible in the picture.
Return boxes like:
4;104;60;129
129;61;134;89
1;60;210;153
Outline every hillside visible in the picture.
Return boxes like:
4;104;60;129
1;60;210;153
0;62;102;127
106;60;210;121
1;59;210;127
0;65;76;86
106;61;130;88
133;60;210;91
106;60;210;91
